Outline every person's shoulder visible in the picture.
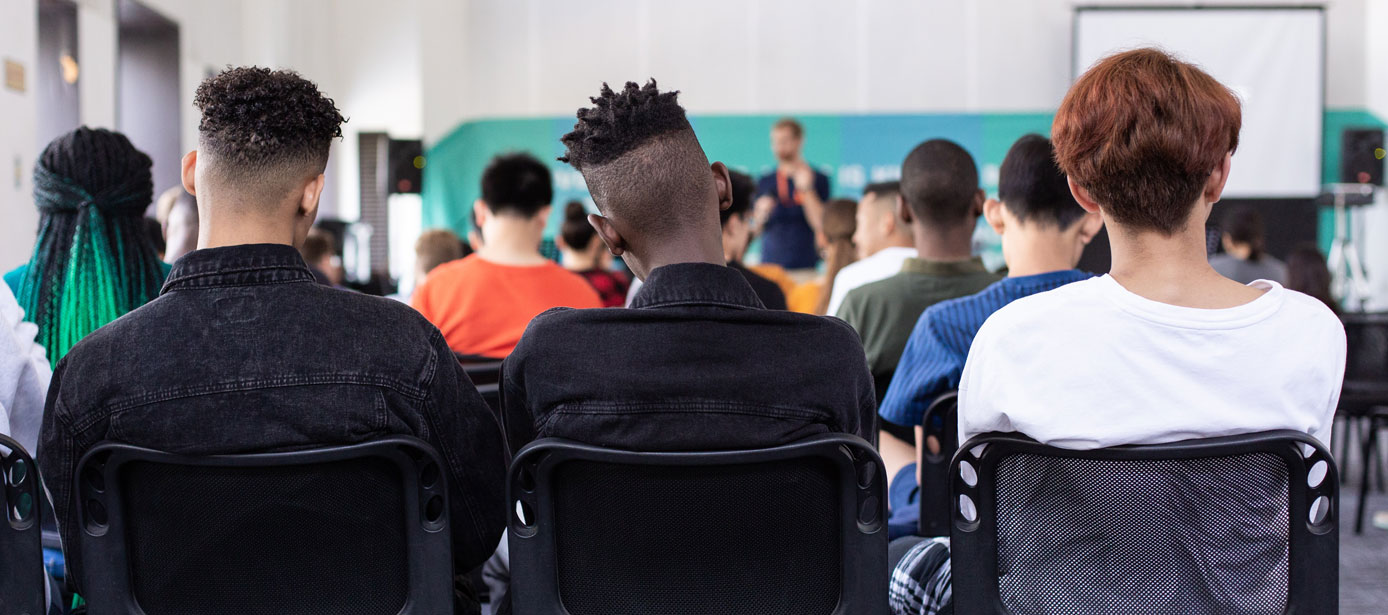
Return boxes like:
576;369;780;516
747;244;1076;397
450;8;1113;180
976;276;1101;336
1276;286;1344;335
4;264;27;294
850;271;908;299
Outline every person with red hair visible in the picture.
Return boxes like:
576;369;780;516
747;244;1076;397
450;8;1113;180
887;48;1346;615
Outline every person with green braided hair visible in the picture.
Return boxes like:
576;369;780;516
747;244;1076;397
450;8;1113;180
3;127;170;367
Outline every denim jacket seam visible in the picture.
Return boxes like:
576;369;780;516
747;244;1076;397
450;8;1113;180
634;299;760;310
71;376;428;432
165;277;314;292
541;402;827;428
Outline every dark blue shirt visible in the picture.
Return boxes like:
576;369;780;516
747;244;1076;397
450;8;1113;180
755;169;830;270
879;269;1092;427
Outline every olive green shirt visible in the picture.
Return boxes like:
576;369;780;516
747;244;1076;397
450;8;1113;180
836;257;1000;401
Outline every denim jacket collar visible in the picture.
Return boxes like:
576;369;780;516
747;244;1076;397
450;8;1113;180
162;243;316;293
630;262;766;310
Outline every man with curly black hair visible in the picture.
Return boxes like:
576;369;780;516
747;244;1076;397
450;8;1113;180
39;67;507;614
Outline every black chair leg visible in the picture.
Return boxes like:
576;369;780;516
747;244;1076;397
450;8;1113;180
1357;419;1378;534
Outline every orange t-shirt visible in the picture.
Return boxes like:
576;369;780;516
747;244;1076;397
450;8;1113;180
413;254;603;358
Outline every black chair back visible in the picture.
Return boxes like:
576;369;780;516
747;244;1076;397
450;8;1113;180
1340;312;1388;408
75;437;453;615
460;360;504;387
1;434;45;615
918;390;958;537
950;430;1338;615
509;434;887;615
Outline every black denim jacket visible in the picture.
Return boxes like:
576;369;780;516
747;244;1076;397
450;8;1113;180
501;262;877;455
37;244;507;599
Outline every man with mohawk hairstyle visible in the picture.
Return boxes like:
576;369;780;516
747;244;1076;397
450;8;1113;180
487;81;879;612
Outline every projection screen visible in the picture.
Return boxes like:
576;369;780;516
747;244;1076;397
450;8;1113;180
1074;7;1325;198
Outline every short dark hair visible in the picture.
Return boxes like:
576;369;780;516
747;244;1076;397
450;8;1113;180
1053;48;1241;235
560;201;597;249
1221;205;1266;259
899;139;979;227
863;181;899;200
773;117;804;139
194;67;345;203
559;80;711;239
997;134;1085;228
480;153;553;218
721;170;755;226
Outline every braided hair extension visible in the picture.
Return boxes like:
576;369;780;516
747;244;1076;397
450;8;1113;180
18;127;163;366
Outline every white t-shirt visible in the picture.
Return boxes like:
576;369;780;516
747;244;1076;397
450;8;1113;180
959;275;1345;449
825;246;916;316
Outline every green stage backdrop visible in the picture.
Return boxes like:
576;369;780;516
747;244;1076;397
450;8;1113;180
423;110;1386;257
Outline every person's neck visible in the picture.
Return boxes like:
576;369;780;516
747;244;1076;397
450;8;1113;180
634;233;726;279
478;220;547;266
198;215;298;250
1225;242;1254;260
913;223;974;262
560;249;600;271
1004;230;1081;278
1108;218;1263;308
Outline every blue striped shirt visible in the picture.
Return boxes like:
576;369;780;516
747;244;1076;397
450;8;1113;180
879;269;1092;427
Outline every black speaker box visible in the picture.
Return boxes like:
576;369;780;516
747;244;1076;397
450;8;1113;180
388;139;424;194
1341;127;1384;186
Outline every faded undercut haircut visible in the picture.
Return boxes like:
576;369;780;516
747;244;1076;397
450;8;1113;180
194;66;345;207
558;80;713;238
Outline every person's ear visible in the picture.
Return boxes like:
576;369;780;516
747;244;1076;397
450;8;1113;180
1077;211;1104;245
982;198;1006;236
181;150;198;196
533;205;551;230
298;174;325;222
971;189;986;218
1204;152;1233;205
711;161;733;212
896;193;915;225
588;213;626;257
473;200;491;228
1067;177;1103;214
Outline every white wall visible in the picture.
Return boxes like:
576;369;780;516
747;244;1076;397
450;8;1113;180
428;0;1369;127
118;25;182;200
1;0;40;269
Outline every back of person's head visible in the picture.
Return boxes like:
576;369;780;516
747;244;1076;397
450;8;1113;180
853;180;905;258
815;199;859;315
156;186;200;262
559;201;597;251
21;126;164;366
300;229;335;266
560;80;727;278
721;170;756;227
1286;245;1338;313
480;153;553;218
414;229;465;276
899;139;982;229
1053;48;1241;235
998;134;1086;228
1221;206;1267;261
193;67;345;213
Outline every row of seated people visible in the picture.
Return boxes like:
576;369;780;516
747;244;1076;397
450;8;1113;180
0;48;1345;615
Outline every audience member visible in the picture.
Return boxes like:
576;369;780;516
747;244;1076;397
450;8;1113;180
0;283;50;456
825;181;913;315
837;140;999;414
156;186;200;263
557;200;630;307
753;117;830;270
300;227;341;286
875;134;1102;537
391;228;468;304
413;153;601;358
4;127;169;367
36;67;507;613
509;79;874;457
1210;205;1286;284
1285;244;1338;313
788;198;859;314
724;170;789;310
888;48;1346;615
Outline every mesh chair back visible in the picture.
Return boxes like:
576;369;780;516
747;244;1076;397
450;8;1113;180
509;434;887;615
918;391;958;537
75;437;453;615
950;431;1338;615
0;434;45;615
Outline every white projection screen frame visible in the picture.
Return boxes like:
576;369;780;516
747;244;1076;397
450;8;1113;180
1074;6;1325;198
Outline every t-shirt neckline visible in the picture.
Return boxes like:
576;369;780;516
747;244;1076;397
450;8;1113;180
1094;274;1284;330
